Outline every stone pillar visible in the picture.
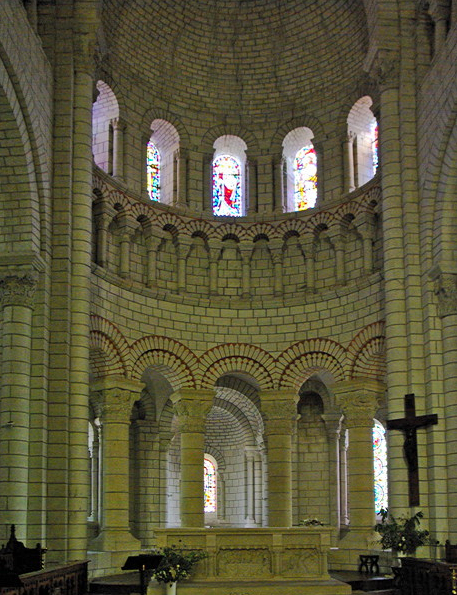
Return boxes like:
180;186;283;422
343;133;356;193
334;380;384;531
430;1;450;53
314;141;324;207
271;250;283;297
177;246;186;293
303;238;316;291
240;247;251;298
203;153;213;214
322;413;343;531
333;237;346;285
209;246;219;296
0;272;38;539
145;233;162;288
360;215;375;276
91;377;142;551
111;117;126;180
69;4;99;556
273;154;285;213
245;447;256;527
118;219;136;279
339;424;349;526
432;266;457;539
174;148;188;207
261;391;298;527
171;390;213;527
247;159;258;214
93;200;115;268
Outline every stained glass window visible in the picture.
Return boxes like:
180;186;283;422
147;141;160;201
294;145;317;211
371;122;379;175
204;457;217;513
212;155;242;217
373;420;388;514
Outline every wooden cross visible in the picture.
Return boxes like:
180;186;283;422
386;393;438;507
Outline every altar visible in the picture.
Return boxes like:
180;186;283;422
147;528;351;595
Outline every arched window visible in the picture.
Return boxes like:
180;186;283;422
146;141;161;202
347;96;378;189
213;155;242;216
204;455;217;513
293;145;317;210
373;419;388;514
212;135;247;217
283;127;317;212
371;121;379;175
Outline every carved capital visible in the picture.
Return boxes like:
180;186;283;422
334;379;385;427
433;272;457;318
172;390;213;433
92;377;143;423
110;117;126;132
0;272;38;308
261;392;298;434
369;49;400;90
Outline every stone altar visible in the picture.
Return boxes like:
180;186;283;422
147;528;350;595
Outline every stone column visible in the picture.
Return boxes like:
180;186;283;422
118;220;136;279
333;237;346;285
339;424;349;526
273;154;285;213
343;133;356;193
247;159;258;214
91;377;142;551
203;153;213;214
209;246;219;296
171;390;213;527
0;272;38;539
271;249;283;297
111;117;126;181
303;237;316;291
145;233;162;288
177;245;187;294
432;266;457;539
69;3;98;557
240;246;251;298
322;413;343;531
314;141;324;207
430;1;450;54
93;200;115;268
174;148;188;207
334;380;384;531
245;447;256;527
360;215;375;276
261;391;298;527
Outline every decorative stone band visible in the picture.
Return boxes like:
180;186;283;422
333;379;386;427
91;376;144;422
171;389;214;433
0;271;38;308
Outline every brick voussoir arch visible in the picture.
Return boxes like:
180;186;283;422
129;335;198;388
347;321;386;381
198;343;277;390
90;315;130;367
277;338;348;388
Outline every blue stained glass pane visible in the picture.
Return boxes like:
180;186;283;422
373;420;388;514
147;141;160;202
204;458;217;513
294;145;317;211
372;122;379;175
212;155;242;216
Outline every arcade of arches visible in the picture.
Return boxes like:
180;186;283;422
1;0;457;592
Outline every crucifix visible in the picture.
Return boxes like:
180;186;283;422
386;393;438;507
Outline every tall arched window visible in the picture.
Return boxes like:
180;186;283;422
204;455;217;513
213;155;242;216
293;145;317;210
283;127;317;212
212;135;247;217
347;96;378;189
373;419;388;514
146;141;161;202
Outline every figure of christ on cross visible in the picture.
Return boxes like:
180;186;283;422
386;394;438;507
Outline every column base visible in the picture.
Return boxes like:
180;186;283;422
329;529;383;572
90;528;141;552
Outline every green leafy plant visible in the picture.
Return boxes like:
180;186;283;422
374;508;430;555
298;517;325;527
151;545;207;584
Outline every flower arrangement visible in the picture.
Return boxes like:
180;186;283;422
374;508;430;555
151;545;207;584
298;517;325;527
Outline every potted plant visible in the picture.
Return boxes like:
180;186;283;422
374;508;430;556
298;517;325;527
151;545;207;595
